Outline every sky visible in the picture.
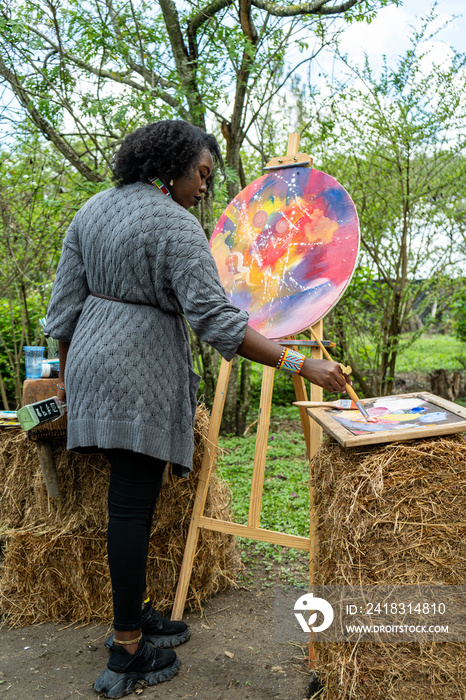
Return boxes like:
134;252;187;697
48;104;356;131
273;0;465;136
333;0;464;69
270;0;466;138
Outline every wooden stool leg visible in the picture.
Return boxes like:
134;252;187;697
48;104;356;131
171;358;233;620
35;441;60;498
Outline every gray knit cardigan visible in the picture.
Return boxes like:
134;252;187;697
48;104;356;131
45;182;249;477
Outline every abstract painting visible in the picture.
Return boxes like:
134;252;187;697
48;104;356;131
331;396;465;435
210;166;359;339
305;392;466;448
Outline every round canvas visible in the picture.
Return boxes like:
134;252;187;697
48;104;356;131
210;166;360;339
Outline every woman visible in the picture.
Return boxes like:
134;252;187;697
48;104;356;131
45;120;347;698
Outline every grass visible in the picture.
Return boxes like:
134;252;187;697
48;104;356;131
351;332;466;374
395;334;466;372
217;412;311;587
218;429;310;537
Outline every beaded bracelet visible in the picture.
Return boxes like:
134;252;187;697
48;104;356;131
276;348;286;369
276;348;306;375
56;384;65;391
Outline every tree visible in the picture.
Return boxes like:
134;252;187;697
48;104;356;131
0;0;397;428
298;14;466;395
0;0;397;197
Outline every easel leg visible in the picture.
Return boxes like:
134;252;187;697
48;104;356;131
309;319;323;667
292;374;311;458
309;320;323;460
248;365;275;528
171;358;233;620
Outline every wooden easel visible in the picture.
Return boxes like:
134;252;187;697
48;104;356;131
171;133;326;666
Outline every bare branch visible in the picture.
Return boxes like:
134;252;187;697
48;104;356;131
250;0;361;18
129;0;147;73
158;0;190;63
240;0;258;43
158;0;206;125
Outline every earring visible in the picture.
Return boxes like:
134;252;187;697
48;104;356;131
169;180;174;186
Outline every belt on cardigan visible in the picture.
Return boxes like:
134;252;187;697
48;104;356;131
90;292;151;306
89;293;181;315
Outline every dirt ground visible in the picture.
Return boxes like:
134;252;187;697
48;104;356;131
0;560;312;700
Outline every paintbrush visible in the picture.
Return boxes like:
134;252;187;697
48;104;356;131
308;327;372;422
293;399;360;410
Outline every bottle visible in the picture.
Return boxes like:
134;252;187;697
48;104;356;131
41;361;60;378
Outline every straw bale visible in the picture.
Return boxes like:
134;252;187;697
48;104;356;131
0;430;109;533
312;434;466;699
317;641;466;700
0;529;112;626
0;405;240;627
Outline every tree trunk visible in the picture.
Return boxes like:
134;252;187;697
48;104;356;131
219;355;251;435
0;370;9;410
190;332;220;410
237;357;251;435
218;118;251;434
429;369;462;402
199;341;220;409
221;356;240;434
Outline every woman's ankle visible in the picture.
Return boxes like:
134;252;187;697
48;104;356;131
113;629;142;655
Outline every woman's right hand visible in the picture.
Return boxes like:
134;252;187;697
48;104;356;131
300;358;348;394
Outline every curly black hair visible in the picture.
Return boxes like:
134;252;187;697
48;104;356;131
112;120;223;195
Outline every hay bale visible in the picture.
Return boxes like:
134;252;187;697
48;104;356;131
316;641;466;700
313;434;466;699
0;431;109;532
0;530;111;625
0;405;240;627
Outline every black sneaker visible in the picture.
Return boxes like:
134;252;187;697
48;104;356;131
105;604;190;651
94;635;179;698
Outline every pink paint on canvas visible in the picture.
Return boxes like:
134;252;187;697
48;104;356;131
210;167;359;338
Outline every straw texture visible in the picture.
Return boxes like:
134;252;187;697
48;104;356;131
312;434;466;699
0;405;240;627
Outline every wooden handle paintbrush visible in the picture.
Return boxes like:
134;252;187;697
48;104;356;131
293;399;359;410
308;327;371;421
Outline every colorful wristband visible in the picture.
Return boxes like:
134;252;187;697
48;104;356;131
276;348;287;369
277;348;306;375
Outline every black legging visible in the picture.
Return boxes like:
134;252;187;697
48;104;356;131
105;449;166;631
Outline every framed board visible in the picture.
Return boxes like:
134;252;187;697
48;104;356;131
305;392;466;448
210;166;359;339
